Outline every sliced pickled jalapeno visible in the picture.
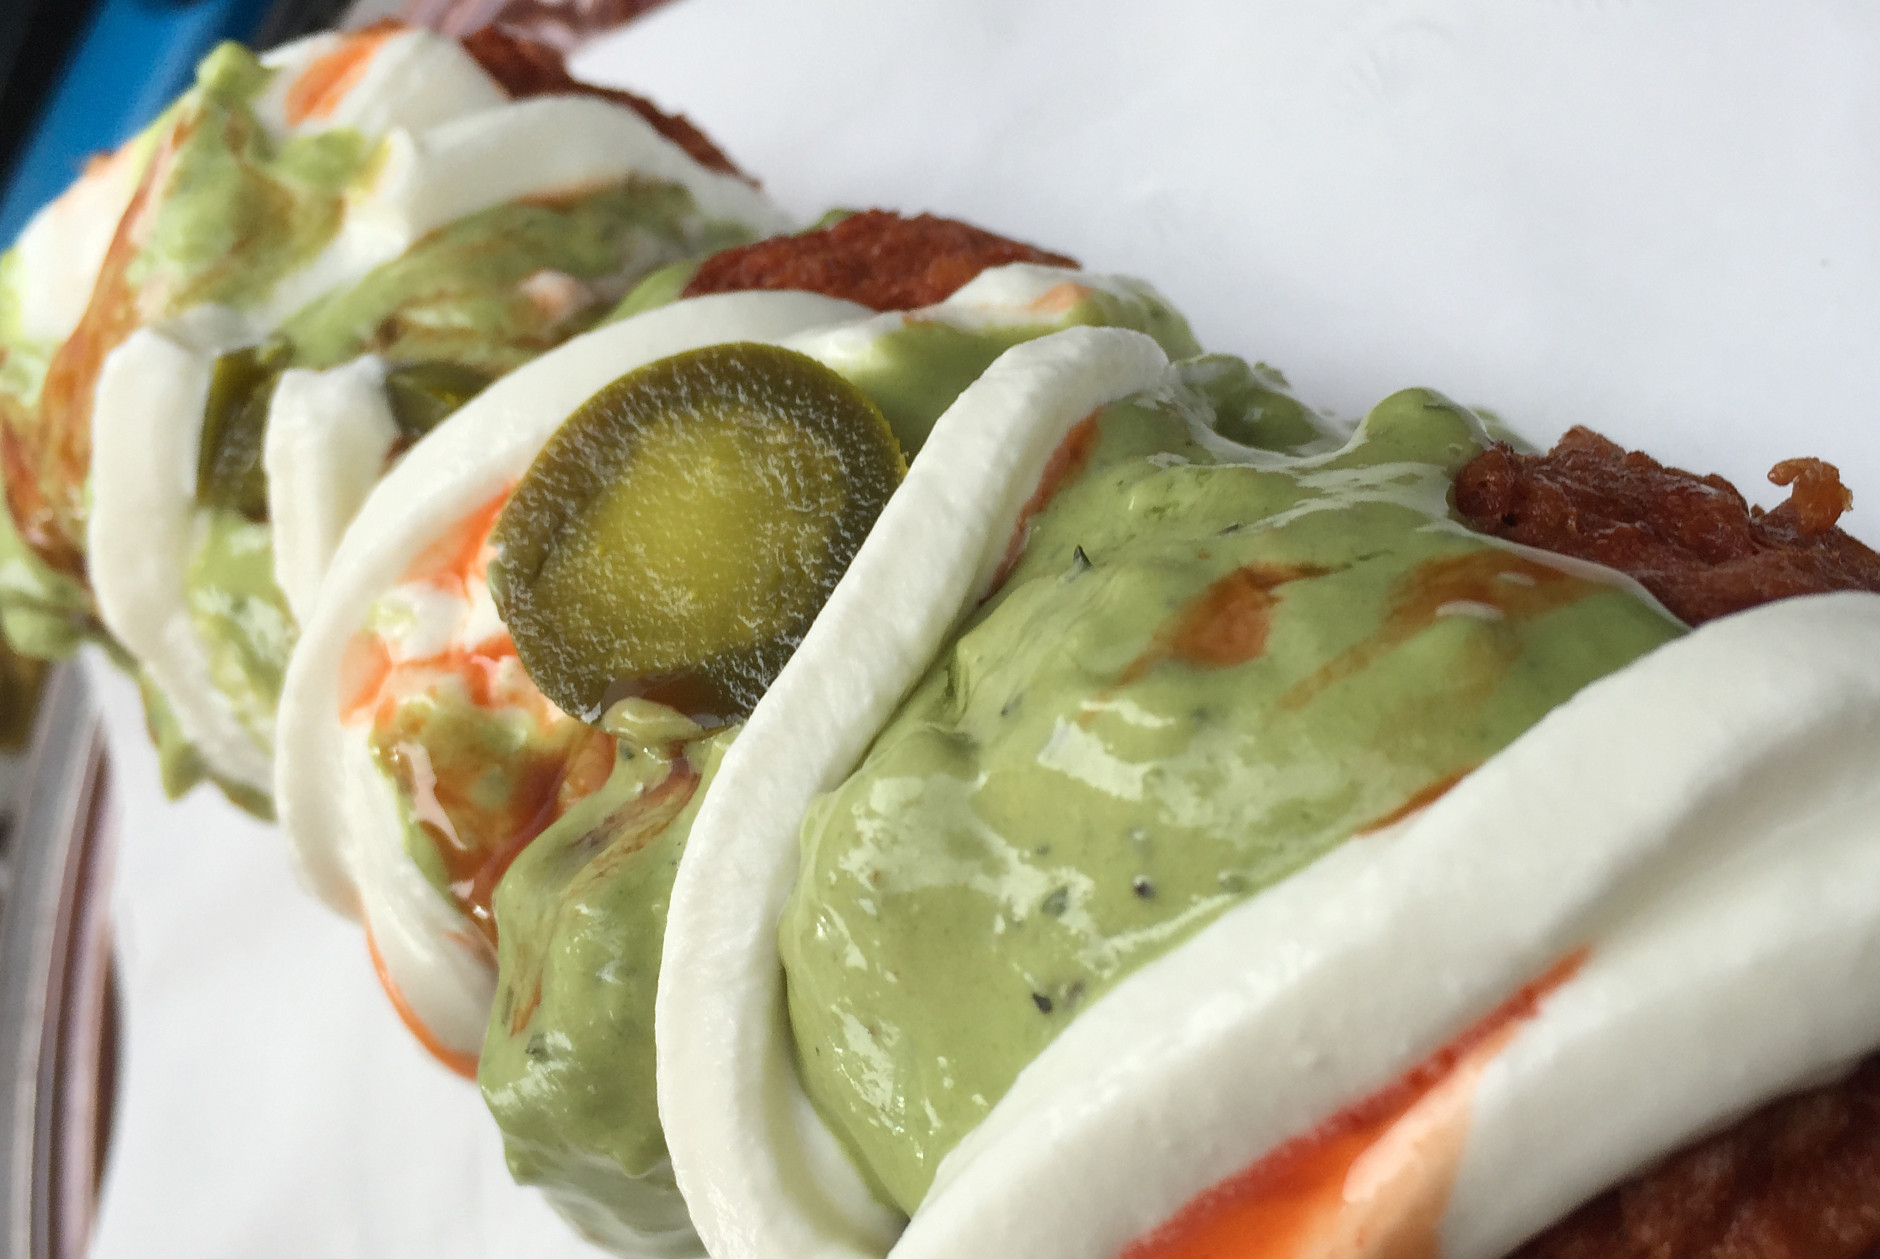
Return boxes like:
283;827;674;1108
384;360;491;440
490;342;906;726
198;342;288;520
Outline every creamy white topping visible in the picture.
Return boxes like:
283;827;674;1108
264;357;399;625
1445;693;1880;1257
88;309;274;793
272;292;870;1051
255;28;508;141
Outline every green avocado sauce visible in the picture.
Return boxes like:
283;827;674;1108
778;367;1687;1213
845;278;1200;454
0;501;96;659
276;179;742;375
185;507;292;750
481;726;733;1245
133;43;369;317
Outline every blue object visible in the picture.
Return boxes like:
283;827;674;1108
0;0;279;248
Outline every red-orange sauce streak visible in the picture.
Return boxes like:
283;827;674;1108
1356;766;1475;836
364;927;480;1081
403;488;512;589
1283;552;1594;711
344;486;614;949
372;660;614;950
6;115;182;578
1122;948;1589;1259
1121;562;1330;685
504;755;703;1038
456;722;616;941
989;413;1102;595
284;23;401;127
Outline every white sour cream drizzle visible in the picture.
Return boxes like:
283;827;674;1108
264;357;399;625
654;324;1880;1259
87;27;790;795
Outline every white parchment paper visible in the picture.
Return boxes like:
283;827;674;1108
89;2;1880;1256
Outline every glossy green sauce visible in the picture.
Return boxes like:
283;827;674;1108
481;727;733;1241
839;282;1201;453
0;503;94;659
778;374;1686;1212
133;43;369;316
277;181;745;375
364;659;601;910
184;506;292;749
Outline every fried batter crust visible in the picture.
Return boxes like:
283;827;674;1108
680;210;1078;311
1512;1055;1880;1259
457;26;743;177
1456;430;1880;1257
1453;426;1880;625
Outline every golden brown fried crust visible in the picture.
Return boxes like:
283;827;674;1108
680;210;1079;311
457;25;744;177
1511;1055;1880;1259
1453;425;1880;625
1458;431;1880;1257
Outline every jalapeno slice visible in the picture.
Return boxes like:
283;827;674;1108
198;343;288;520
384;360;490;440
490;342;906;725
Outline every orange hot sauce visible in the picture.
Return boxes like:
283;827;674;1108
365;927;481;1081
990;412;1103;593
284;23;401;128
1122;950;1588;1259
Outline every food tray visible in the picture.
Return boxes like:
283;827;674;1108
0;666;112;1259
